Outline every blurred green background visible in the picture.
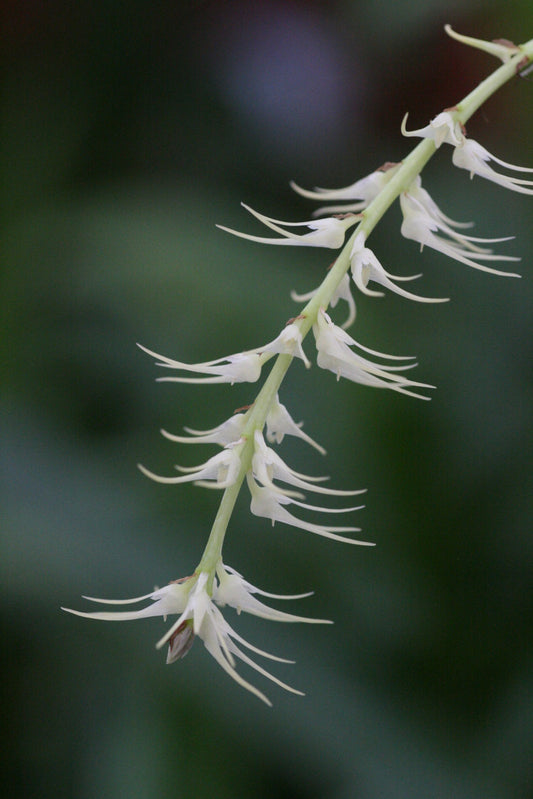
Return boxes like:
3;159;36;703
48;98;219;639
2;2;532;797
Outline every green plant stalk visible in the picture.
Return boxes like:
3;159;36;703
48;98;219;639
196;36;533;582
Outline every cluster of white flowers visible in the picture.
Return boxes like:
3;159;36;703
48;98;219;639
63;565;331;706
64;27;533;704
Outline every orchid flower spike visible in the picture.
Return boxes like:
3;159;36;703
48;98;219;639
217;203;356;249
289;163;401;216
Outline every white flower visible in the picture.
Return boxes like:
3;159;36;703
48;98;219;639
401;111;464;148
217;203;355;248
137;324;309;386
63;567;329;705
159;413;247;447
252;430;364;500
289;163;401;216
138;446;242;489
265;394;326;455
313;309;434;400
138;343;263;385
401;105;533;195
350;231;448;304
292;272;356;330
247;473;370;546
214;563;331;625
400;182;521;277
258;323;310;368
452;138;533;194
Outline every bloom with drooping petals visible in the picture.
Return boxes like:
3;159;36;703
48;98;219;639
401;107;533;195
138;323;309;386
350;231;448;304
400;181;521;277
265;394;326;455
290;163;401;216
247;473;370;546
217;203;356;248
452;138;533;194
313;309;434;400
401;111;464;148
291;272;356;330
63;566;330;705
160;412;247;447
138;445;242;489
252;429;364;500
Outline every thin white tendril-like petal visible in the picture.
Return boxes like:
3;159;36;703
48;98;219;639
138;343;263;385
61;581;190;622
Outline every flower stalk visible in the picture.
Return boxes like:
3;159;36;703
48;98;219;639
64;27;533;704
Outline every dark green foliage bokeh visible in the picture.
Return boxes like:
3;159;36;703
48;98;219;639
2;2;532;798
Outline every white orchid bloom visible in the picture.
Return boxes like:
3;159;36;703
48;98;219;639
252;430;364;499
313;309;434;400
214;563;331;624
452;138;533;194
289;164;401;216
63;568;329;705
217;203;355;248
350;231;448;304
258;323;310;367
400;188;521;277
401;111;464;148
247;474;370;546
138;446;242;489
265;394;326;455
160;412;247;447
138;324;309;386
292;272;356;330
